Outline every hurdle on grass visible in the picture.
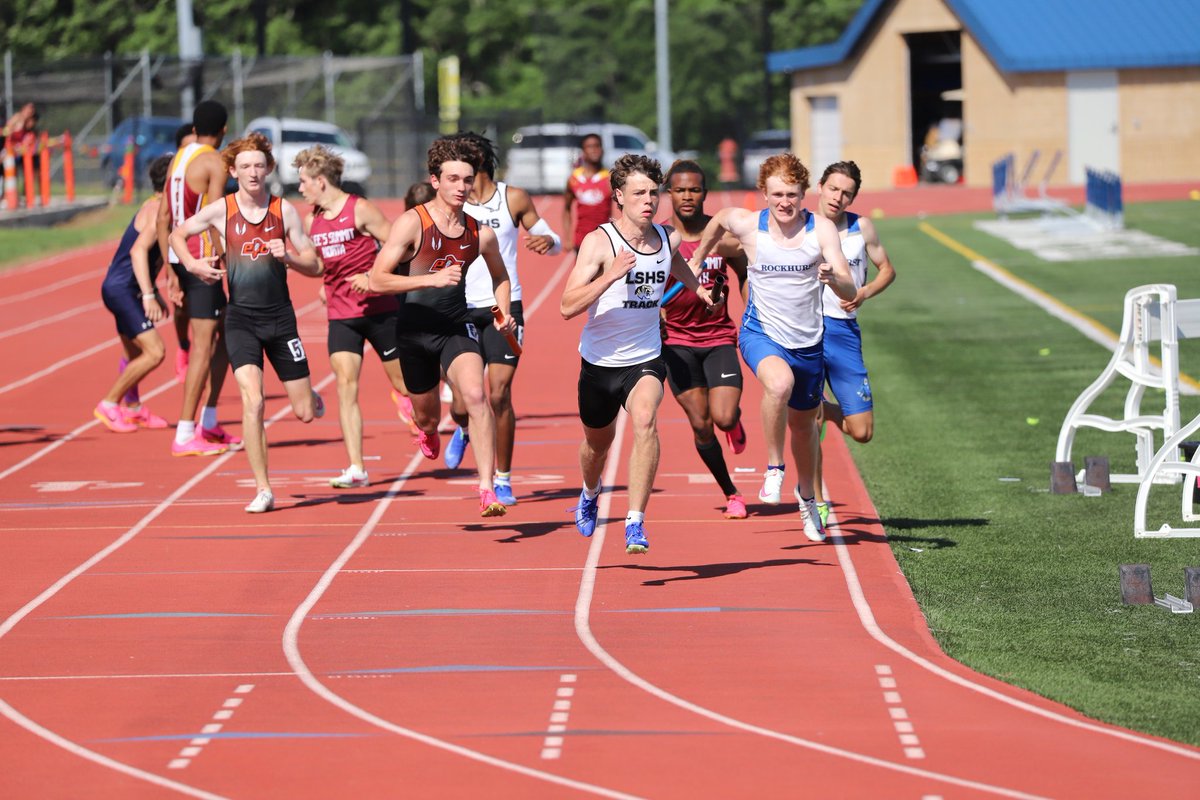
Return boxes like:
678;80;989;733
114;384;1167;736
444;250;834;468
1084;167;1123;230
1056;284;1200;491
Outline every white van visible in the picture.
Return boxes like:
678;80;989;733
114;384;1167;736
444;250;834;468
244;116;372;196
503;122;677;194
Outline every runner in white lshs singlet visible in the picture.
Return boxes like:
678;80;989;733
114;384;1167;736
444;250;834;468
560;154;713;556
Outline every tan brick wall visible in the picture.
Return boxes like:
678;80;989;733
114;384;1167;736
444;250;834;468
1120;68;1200;181
785;0;1200;188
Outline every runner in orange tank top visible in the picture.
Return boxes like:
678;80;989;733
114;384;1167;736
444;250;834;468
368;135;516;518
170;132;324;515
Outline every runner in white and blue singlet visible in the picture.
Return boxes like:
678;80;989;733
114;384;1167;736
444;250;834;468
811;160;896;525
687;153;855;543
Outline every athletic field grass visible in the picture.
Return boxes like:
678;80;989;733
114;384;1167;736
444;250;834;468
857;199;1200;746
3;197;1197;746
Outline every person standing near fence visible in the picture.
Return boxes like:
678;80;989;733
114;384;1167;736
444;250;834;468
660;159;751;520
687;153;855;543
293;144;410;489
94;155;174;432
170;132;325;513
561;154;714;555
442;131;562;507
367;135;516;518
811;161;895;526
159;100;240;457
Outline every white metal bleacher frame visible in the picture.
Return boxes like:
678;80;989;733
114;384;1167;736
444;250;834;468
1055;284;1200;492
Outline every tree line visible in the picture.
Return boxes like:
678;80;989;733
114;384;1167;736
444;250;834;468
2;0;862;158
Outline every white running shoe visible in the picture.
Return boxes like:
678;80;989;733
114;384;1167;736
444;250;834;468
794;487;827;543
330;466;369;488
758;468;784;505
245;489;275;514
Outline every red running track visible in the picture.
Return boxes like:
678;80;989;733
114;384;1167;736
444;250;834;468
0;194;1197;798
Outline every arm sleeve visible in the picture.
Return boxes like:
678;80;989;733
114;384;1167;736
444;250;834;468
528;218;563;256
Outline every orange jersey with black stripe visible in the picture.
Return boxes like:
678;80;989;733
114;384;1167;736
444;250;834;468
223;194;290;309
400;203;479;332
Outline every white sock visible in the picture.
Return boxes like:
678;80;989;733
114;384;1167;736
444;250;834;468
200;406;218;429
582;481;601;500
625;511;645;526
495;470;511;485
176;420;196;444
99;399;118;411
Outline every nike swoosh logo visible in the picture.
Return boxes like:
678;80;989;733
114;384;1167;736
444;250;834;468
656;257;666;263
459;244;472;250
338;216;350;223
721;372;737;378
265;224;277;232
503;354;516;360
382;348;397;356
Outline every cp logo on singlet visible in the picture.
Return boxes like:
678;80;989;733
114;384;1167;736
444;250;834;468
429;254;464;273
241;238;271;260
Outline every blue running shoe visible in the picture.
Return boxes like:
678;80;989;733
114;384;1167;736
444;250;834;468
624;522;649;554
494;481;517;506
572;489;599;537
444;427;469;469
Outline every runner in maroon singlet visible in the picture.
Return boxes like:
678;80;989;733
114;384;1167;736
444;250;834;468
294;144;411;490
660;160;751;519
562;133;613;254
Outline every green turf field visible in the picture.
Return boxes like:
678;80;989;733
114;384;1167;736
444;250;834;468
857;200;1200;745
3;198;1198;744
0;203;131;269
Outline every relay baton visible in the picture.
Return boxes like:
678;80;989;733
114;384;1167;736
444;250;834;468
491;306;523;357
660;282;685;306
711;271;727;303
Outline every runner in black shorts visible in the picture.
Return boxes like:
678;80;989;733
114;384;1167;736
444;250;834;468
368;135;517;518
170;132;324;514
577;355;668;430
660;160;751;520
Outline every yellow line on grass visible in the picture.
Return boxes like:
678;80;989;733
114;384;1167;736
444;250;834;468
918;221;1200;393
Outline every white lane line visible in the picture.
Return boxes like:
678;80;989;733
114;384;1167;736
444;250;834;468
540;673;578;760
0;369;336;798
0;302;102;340
571;413;1048;799
0;267;106;307
0;375;178;482
0;241;116;280
168;684;256;770
875;664;925;760
281;449;645;799
827;504;1200;761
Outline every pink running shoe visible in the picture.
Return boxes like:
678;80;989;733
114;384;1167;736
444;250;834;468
94;402;138;433
723;494;748;519
175;348;189;382
390;390;419;434
172;433;229;457
479;488;507;518
121;405;169;429
415;429;440;460
725;419;748;455
201;425;244;450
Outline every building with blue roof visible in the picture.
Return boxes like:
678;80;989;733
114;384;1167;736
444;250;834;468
766;0;1200;189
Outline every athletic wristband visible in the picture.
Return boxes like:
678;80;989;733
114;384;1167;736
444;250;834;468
527;218;562;255
141;292;155;299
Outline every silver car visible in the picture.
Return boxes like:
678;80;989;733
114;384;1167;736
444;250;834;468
504;122;676;194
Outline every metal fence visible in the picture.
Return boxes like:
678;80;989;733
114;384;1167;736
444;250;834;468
3;51;658;200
